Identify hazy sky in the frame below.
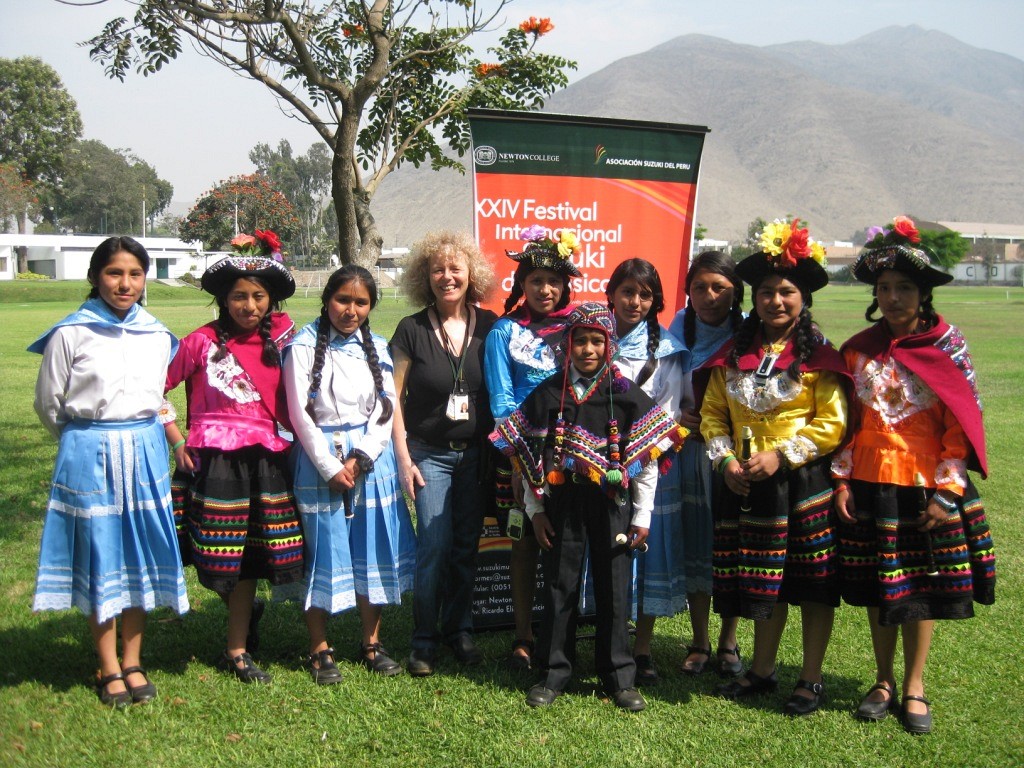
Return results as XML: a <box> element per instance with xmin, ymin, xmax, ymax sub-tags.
<box><xmin>4</xmin><ymin>0</ymin><xmax>1023</xmax><ymax>206</ymax></box>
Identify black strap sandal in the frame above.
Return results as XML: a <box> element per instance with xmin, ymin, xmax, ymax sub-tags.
<box><xmin>856</xmin><ymin>681</ymin><xmax>899</xmax><ymax>721</ymax></box>
<box><xmin>509</xmin><ymin>638</ymin><xmax>534</xmax><ymax>672</ymax></box>
<box><xmin>714</xmin><ymin>645</ymin><xmax>743</xmax><ymax>678</ymax></box>
<box><xmin>219</xmin><ymin>650</ymin><xmax>272</xmax><ymax>684</ymax></box>
<box><xmin>784</xmin><ymin>678</ymin><xmax>825</xmax><ymax>716</ymax></box>
<box><xmin>120</xmin><ymin>665</ymin><xmax>157</xmax><ymax>704</ymax></box>
<box><xmin>308</xmin><ymin>647</ymin><xmax>343</xmax><ymax>685</ymax></box>
<box><xmin>96</xmin><ymin>672</ymin><xmax>132</xmax><ymax>709</ymax></box>
<box><xmin>681</xmin><ymin>645</ymin><xmax>712</xmax><ymax>676</ymax></box>
<box><xmin>360</xmin><ymin>642</ymin><xmax>402</xmax><ymax>677</ymax></box>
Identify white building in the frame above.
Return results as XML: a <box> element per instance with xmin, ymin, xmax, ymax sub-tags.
<box><xmin>0</xmin><ymin>234</ymin><xmax>203</xmax><ymax>281</ymax></box>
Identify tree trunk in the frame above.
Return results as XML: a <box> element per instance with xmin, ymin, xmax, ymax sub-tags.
<box><xmin>16</xmin><ymin>209</ymin><xmax>28</xmax><ymax>273</ymax></box>
<box><xmin>353</xmin><ymin>190</ymin><xmax>382</xmax><ymax>269</ymax></box>
<box><xmin>331</xmin><ymin>125</ymin><xmax>360</xmax><ymax>267</ymax></box>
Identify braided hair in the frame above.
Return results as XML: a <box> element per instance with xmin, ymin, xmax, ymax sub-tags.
<box><xmin>731</xmin><ymin>276</ymin><xmax>821</xmax><ymax>382</ymax></box>
<box><xmin>605</xmin><ymin>258</ymin><xmax>665</xmax><ymax>387</ymax></box>
<box><xmin>681</xmin><ymin>251</ymin><xmax>745</xmax><ymax>349</ymax></box>
<box><xmin>502</xmin><ymin>262</ymin><xmax>572</xmax><ymax>316</ymax></box>
<box><xmin>212</xmin><ymin>275</ymin><xmax>282</xmax><ymax>367</ymax></box>
<box><xmin>306</xmin><ymin>265</ymin><xmax>393</xmax><ymax>425</ymax></box>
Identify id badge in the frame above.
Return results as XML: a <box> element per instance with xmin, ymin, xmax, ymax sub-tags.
<box><xmin>446</xmin><ymin>392</ymin><xmax>470</xmax><ymax>422</ymax></box>
<box><xmin>506</xmin><ymin>508</ymin><xmax>525</xmax><ymax>541</ymax></box>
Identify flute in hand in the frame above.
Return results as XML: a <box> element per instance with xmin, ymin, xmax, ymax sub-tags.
<box><xmin>740</xmin><ymin>426</ymin><xmax>753</xmax><ymax>512</ymax></box>
<box><xmin>914</xmin><ymin>472</ymin><xmax>939</xmax><ymax>577</ymax></box>
<box><xmin>333</xmin><ymin>432</ymin><xmax>355</xmax><ymax>519</ymax></box>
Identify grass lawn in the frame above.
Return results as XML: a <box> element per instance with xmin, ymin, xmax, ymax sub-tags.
<box><xmin>0</xmin><ymin>281</ymin><xmax>1022</xmax><ymax>767</ymax></box>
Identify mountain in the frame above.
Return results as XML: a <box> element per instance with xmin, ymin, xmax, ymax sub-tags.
<box><xmin>369</xmin><ymin>25</ymin><xmax>1024</xmax><ymax>244</ymax></box>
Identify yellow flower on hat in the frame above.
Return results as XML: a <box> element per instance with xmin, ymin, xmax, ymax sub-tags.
<box><xmin>810</xmin><ymin>240</ymin><xmax>827</xmax><ymax>265</ymax></box>
<box><xmin>759</xmin><ymin>220</ymin><xmax>790</xmax><ymax>257</ymax></box>
<box><xmin>557</xmin><ymin>229</ymin><xmax>580</xmax><ymax>258</ymax></box>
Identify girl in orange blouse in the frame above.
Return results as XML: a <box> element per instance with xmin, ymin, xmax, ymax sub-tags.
<box><xmin>833</xmin><ymin>216</ymin><xmax>995</xmax><ymax>734</ymax></box>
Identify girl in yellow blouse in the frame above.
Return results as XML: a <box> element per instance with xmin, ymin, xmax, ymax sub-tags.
<box><xmin>833</xmin><ymin>216</ymin><xmax>995</xmax><ymax>734</ymax></box>
<box><xmin>698</xmin><ymin>219</ymin><xmax>849</xmax><ymax>716</ymax></box>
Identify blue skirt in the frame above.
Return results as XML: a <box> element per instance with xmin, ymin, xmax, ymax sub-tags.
<box><xmin>33</xmin><ymin>418</ymin><xmax>190</xmax><ymax>624</ymax></box>
<box><xmin>637</xmin><ymin>457</ymin><xmax>688</xmax><ymax>617</ymax></box>
<box><xmin>679</xmin><ymin>439</ymin><xmax>715</xmax><ymax>594</ymax></box>
<box><xmin>292</xmin><ymin>424</ymin><xmax>415</xmax><ymax>613</ymax></box>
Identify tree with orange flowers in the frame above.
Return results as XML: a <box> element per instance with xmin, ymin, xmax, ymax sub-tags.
<box><xmin>84</xmin><ymin>1</ymin><xmax>575</xmax><ymax>267</ymax></box>
<box><xmin>179</xmin><ymin>174</ymin><xmax>299</xmax><ymax>253</ymax></box>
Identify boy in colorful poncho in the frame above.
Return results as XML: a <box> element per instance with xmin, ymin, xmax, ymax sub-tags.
<box><xmin>490</xmin><ymin>303</ymin><xmax>687</xmax><ymax>711</ymax></box>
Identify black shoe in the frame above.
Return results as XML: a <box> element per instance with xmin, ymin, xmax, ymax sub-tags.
<box><xmin>526</xmin><ymin>684</ymin><xmax>561</xmax><ymax>708</ymax></box>
<box><xmin>508</xmin><ymin>639</ymin><xmax>533</xmax><ymax>672</ymax></box>
<box><xmin>219</xmin><ymin>651</ymin><xmax>272</xmax><ymax>684</ymax></box>
<box><xmin>856</xmin><ymin>681</ymin><xmax>899</xmax><ymax>722</ymax></box>
<box><xmin>901</xmin><ymin>695</ymin><xmax>932</xmax><ymax>735</ymax></box>
<box><xmin>714</xmin><ymin>645</ymin><xmax>743</xmax><ymax>678</ymax></box>
<box><xmin>121</xmin><ymin>665</ymin><xmax>157</xmax><ymax>704</ymax></box>
<box><xmin>96</xmin><ymin>672</ymin><xmax>132</xmax><ymax>709</ymax></box>
<box><xmin>246</xmin><ymin>598</ymin><xmax>265</xmax><ymax>654</ymax></box>
<box><xmin>308</xmin><ymin>648</ymin><xmax>343</xmax><ymax>686</ymax></box>
<box><xmin>611</xmin><ymin>688</ymin><xmax>646</xmax><ymax>712</ymax></box>
<box><xmin>634</xmin><ymin>654</ymin><xmax>659</xmax><ymax>686</ymax></box>
<box><xmin>784</xmin><ymin>679</ymin><xmax>825</xmax><ymax>716</ymax></box>
<box><xmin>681</xmin><ymin>645</ymin><xmax>712</xmax><ymax>676</ymax></box>
<box><xmin>716</xmin><ymin>669</ymin><xmax>778</xmax><ymax>700</ymax></box>
<box><xmin>447</xmin><ymin>633</ymin><xmax>483</xmax><ymax>666</ymax></box>
<box><xmin>360</xmin><ymin>642</ymin><xmax>402</xmax><ymax>676</ymax></box>
<box><xmin>407</xmin><ymin>648</ymin><xmax>437</xmax><ymax>678</ymax></box>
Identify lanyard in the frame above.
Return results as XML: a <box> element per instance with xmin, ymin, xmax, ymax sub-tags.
<box><xmin>432</xmin><ymin>306</ymin><xmax>472</xmax><ymax>395</ymax></box>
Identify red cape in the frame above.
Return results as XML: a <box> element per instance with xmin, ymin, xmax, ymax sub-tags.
<box><xmin>842</xmin><ymin>317</ymin><xmax>987</xmax><ymax>478</ymax></box>
<box><xmin>192</xmin><ymin>312</ymin><xmax>296</xmax><ymax>432</ymax></box>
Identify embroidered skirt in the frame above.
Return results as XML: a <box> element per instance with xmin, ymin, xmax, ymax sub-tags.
<box><xmin>33</xmin><ymin>418</ymin><xmax>190</xmax><ymax>624</ymax></box>
<box><xmin>713</xmin><ymin>455</ymin><xmax>840</xmax><ymax>620</ymax></box>
<box><xmin>838</xmin><ymin>478</ymin><xmax>995</xmax><ymax>625</ymax></box>
<box><xmin>636</xmin><ymin>456</ymin><xmax>687</xmax><ymax>617</ymax></box>
<box><xmin>292</xmin><ymin>424</ymin><xmax>415</xmax><ymax>613</ymax></box>
<box><xmin>173</xmin><ymin>445</ymin><xmax>304</xmax><ymax>593</ymax></box>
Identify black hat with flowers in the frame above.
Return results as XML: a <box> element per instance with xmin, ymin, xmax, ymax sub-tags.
<box><xmin>202</xmin><ymin>230</ymin><xmax>295</xmax><ymax>301</ymax></box>
<box><xmin>736</xmin><ymin>218</ymin><xmax>829</xmax><ymax>293</ymax></box>
<box><xmin>853</xmin><ymin>216</ymin><xmax>952</xmax><ymax>288</ymax></box>
<box><xmin>506</xmin><ymin>224</ymin><xmax>583</xmax><ymax>277</ymax></box>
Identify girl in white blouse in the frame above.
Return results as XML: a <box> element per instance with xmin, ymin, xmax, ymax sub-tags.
<box><xmin>284</xmin><ymin>265</ymin><xmax>415</xmax><ymax>681</ymax></box>
<box><xmin>30</xmin><ymin>236</ymin><xmax>188</xmax><ymax>708</ymax></box>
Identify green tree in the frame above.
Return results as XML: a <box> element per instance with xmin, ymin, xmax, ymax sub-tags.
<box><xmin>974</xmin><ymin>234</ymin><xmax>999</xmax><ymax>284</ymax></box>
<box><xmin>54</xmin><ymin>140</ymin><xmax>173</xmax><ymax>235</ymax></box>
<box><xmin>0</xmin><ymin>57</ymin><xmax>82</xmax><ymax>270</ymax></box>
<box><xmin>179</xmin><ymin>174</ymin><xmax>299</xmax><ymax>251</ymax></box>
<box><xmin>917</xmin><ymin>228</ymin><xmax>969</xmax><ymax>269</ymax></box>
<box><xmin>85</xmin><ymin>2</ymin><xmax>575</xmax><ymax>267</ymax></box>
<box><xmin>250</xmin><ymin>139</ymin><xmax>332</xmax><ymax>264</ymax></box>
<box><xmin>0</xmin><ymin>163</ymin><xmax>38</xmax><ymax>234</ymax></box>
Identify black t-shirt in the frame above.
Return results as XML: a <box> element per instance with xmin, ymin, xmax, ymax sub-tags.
<box><xmin>390</xmin><ymin>305</ymin><xmax>497</xmax><ymax>445</ymax></box>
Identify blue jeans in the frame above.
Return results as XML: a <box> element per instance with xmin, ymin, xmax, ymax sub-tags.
<box><xmin>409</xmin><ymin>439</ymin><xmax>484</xmax><ymax>650</ymax></box>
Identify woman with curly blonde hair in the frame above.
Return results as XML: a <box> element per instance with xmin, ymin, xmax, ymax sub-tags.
<box><xmin>391</xmin><ymin>230</ymin><xmax>498</xmax><ymax>676</ymax></box>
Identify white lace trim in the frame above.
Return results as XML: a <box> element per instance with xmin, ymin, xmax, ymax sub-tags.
<box><xmin>935</xmin><ymin>458</ymin><xmax>967</xmax><ymax>491</ymax></box>
<box><xmin>780</xmin><ymin>434</ymin><xmax>818</xmax><ymax>467</ymax></box>
<box><xmin>855</xmin><ymin>355</ymin><xmax>936</xmax><ymax>427</ymax></box>
<box><xmin>706</xmin><ymin>435</ymin><xmax>735</xmax><ymax>462</ymax></box>
<box><xmin>508</xmin><ymin>326</ymin><xmax>557</xmax><ymax>371</ymax></box>
<box><xmin>726</xmin><ymin>369</ymin><xmax>802</xmax><ymax>414</ymax></box>
<box><xmin>157</xmin><ymin>398</ymin><xmax>177</xmax><ymax>425</ymax></box>
<box><xmin>206</xmin><ymin>346</ymin><xmax>261</xmax><ymax>404</ymax></box>
<box><xmin>830</xmin><ymin>447</ymin><xmax>853</xmax><ymax>478</ymax></box>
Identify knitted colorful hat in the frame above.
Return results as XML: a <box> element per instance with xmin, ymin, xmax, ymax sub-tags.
<box><xmin>506</xmin><ymin>223</ymin><xmax>583</xmax><ymax>277</ymax></box>
<box><xmin>200</xmin><ymin>255</ymin><xmax>296</xmax><ymax>301</ymax></box>
<box><xmin>853</xmin><ymin>215</ymin><xmax>952</xmax><ymax>288</ymax></box>
<box><xmin>736</xmin><ymin>218</ymin><xmax>829</xmax><ymax>293</ymax></box>
<box><xmin>564</xmin><ymin>301</ymin><xmax>619</xmax><ymax>358</ymax></box>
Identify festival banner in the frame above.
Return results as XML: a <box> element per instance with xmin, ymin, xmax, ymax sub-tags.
<box><xmin>467</xmin><ymin>109</ymin><xmax>709</xmax><ymax>629</ymax></box>
<box><xmin>468</xmin><ymin>108</ymin><xmax>709</xmax><ymax>318</ymax></box>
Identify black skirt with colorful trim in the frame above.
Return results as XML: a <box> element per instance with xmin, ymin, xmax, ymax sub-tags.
<box><xmin>837</xmin><ymin>478</ymin><xmax>995</xmax><ymax>625</ymax></box>
<box><xmin>712</xmin><ymin>455</ymin><xmax>840</xmax><ymax>621</ymax></box>
<box><xmin>171</xmin><ymin>445</ymin><xmax>304</xmax><ymax>594</ymax></box>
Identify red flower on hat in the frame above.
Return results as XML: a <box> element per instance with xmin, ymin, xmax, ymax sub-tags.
<box><xmin>255</xmin><ymin>229</ymin><xmax>281</xmax><ymax>253</ymax></box>
<box><xmin>891</xmin><ymin>215</ymin><xmax>921</xmax><ymax>243</ymax></box>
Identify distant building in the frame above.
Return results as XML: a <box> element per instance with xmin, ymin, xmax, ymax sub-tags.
<box><xmin>0</xmin><ymin>234</ymin><xmax>203</xmax><ymax>281</ymax></box>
